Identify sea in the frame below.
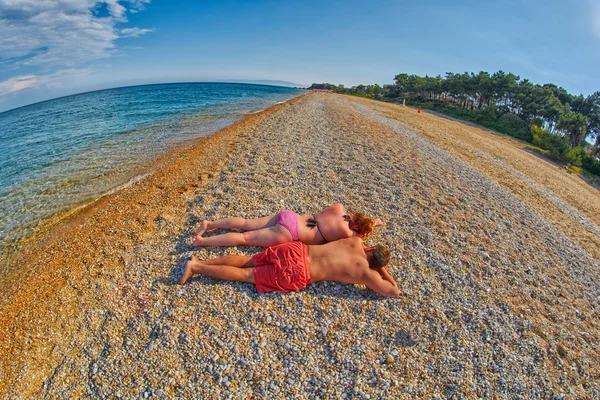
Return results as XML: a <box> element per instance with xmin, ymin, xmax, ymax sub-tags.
<box><xmin>0</xmin><ymin>82</ymin><xmax>302</xmax><ymax>257</ymax></box>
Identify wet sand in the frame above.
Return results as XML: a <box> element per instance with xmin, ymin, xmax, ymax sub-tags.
<box><xmin>0</xmin><ymin>93</ymin><xmax>598</xmax><ymax>398</ymax></box>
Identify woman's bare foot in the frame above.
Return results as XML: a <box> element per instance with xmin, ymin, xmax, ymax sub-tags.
<box><xmin>179</xmin><ymin>255</ymin><xmax>203</xmax><ymax>284</ymax></box>
<box><xmin>194</xmin><ymin>220</ymin><xmax>210</xmax><ymax>240</ymax></box>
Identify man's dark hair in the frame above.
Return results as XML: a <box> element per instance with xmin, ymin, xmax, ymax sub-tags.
<box><xmin>367</xmin><ymin>245</ymin><xmax>391</xmax><ymax>269</ymax></box>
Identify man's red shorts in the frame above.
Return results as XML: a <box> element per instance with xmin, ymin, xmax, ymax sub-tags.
<box><xmin>252</xmin><ymin>242</ymin><xmax>310</xmax><ymax>292</ymax></box>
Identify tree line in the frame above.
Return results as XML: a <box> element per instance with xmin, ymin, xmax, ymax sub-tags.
<box><xmin>308</xmin><ymin>72</ymin><xmax>600</xmax><ymax>176</ymax></box>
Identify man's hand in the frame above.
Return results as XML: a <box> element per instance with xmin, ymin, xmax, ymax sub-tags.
<box><xmin>373</xmin><ymin>266</ymin><xmax>386</xmax><ymax>275</ymax></box>
<box><xmin>362</xmin><ymin>267</ymin><xmax>399</xmax><ymax>297</ymax></box>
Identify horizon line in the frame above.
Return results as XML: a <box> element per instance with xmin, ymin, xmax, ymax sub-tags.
<box><xmin>0</xmin><ymin>80</ymin><xmax>307</xmax><ymax>115</ymax></box>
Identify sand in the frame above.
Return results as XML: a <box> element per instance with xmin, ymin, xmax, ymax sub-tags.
<box><xmin>0</xmin><ymin>93</ymin><xmax>598</xmax><ymax>398</ymax></box>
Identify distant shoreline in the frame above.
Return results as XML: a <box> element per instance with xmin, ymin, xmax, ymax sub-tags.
<box><xmin>0</xmin><ymin>81</ymin><xmax>306</xmax><ymax>115</ymax></box>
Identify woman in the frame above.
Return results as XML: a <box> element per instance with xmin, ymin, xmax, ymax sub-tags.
<box><xmin>193</xmin><ymin>203</ymin><xmax>383</xmax><ymax>247</ymax></box>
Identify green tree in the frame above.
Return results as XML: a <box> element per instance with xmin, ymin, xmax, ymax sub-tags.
<box><xmin>443</xmin><ymin>72</ymin><xmax>462</xmax><ymax>107</ymax></box>
<box><xmin>543</xmin><ymin>84</ymin><xmax>572</xmax><ymax>107</ymax></box>
<box><xmin>474</xmin><ymin>71</ymin><xmax>493</xmax><ymax>109</ymax></box>
<box><xmin>514</xmin><ymin>82</ymin><xmax>562</xmax><ymax>129</ymax></box>
<box><xmin>381</xmin><ymin>83</ymin><xmax>400</xmax><ymax>100</ymax></box>
<box><xmin>491</xmin><ymin>70</ymin><xmax>519</xmax><ymax>110</ymax></box>
<box><xmin>393</xmin><ymin>73</ymin><xmax>411</xmax><ymax>96</ymax></box>
<box><xmin>581</xmin><ymin>91</ymin><xmax>600</xmax><ymax>142</ymax></box>
<box><xmin>557</xmin><ymin>112</ymin><xmax>589</xmax><ymax>148</ymax></box>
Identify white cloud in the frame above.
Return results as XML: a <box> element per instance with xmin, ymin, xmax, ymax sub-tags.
<box><xmin>0</xmin><ymin>68</ymin><xmax>94</xmax><ymax>96</ymax></box>
<box><xmin>120</xmin><ymin>27</ymin><xmax>154</xmax><ymax>38</ymax></box>
<box><xmin>128</xmin><ymin>0</ymin><xmax>151</xmax><ymax>13</ymax></box>
<box><xmin>0</xmin><ymin>75</ymin><xmax>38</xmax><ymax>95</ymax></box>
<box><xmin>105</xmin><ymin>0</ymin><xmax>127</xmax><ymax>21</ymax></box>
<box><xmin>0</xmin><ymin>0</ymin><xmax>153</xmax><ymax>67</ymax></box>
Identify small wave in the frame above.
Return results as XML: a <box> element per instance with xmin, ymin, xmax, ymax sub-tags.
<box><xmin>105</xmin><ymin>173</ymin><xmax>150</xmax><ymax>196</ymax></box>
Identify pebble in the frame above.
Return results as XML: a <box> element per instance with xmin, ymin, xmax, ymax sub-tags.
<box><xmin>13</xmin><ymin>93</ymin><xmax>599</xmax><ymax>399</ymax></box>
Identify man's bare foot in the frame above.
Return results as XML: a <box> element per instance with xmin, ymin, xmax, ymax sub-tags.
<box><xmin>179</xmin><ymin>255</ymin><xmax>202</xmax><ymax>284</ymax></box>
<box><xmin>192</xmin><ymin>235</ymin><xmax>205</xmax><ymax>247</ymax></box>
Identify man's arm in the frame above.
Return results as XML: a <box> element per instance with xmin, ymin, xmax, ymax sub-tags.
<box><xmin>377</xmin><ymin>266</ymin><xmax>398</xmax><ymax>290</ymax></box>
<box><xmin>361</xmin><ymin>268</ymin><xmax>400</xmax><ymax>298</ymax></box>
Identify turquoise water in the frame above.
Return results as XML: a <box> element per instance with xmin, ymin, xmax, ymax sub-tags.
<box><xmin>0</xmin><ymin>82</ymin><xmax>302</xmax><ymax>252</ymax></box>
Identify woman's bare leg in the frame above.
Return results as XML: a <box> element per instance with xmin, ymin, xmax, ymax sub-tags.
<box><xmin>179</xmin><ymin>255</ymin><xmax>254</xmax><ymax>284</ymax></box>
<box><xmin>193</xmin><ymin>225</ymin><xmax>292</xmax><ymax>247</ymax></box>
<box><xmin>194</xmin><ymin>214</ymin><xmax>278</xmax><ymax>239</ymax></box>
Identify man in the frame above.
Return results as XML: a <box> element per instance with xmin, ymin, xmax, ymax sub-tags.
<box><xmin>180</xmin><ymin>237</ymin><xmax>399</xmax><ymax>297</ymax></box>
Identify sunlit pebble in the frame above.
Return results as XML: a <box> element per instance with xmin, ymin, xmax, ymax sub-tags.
<box><xmin>29</xmin><ymin>94</ymin><xmax>597</xmax><ymax>399</ymax></box>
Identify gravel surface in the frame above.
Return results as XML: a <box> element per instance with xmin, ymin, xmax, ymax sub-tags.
<box><xmin>1</xmin><ymin>93</ymin><xmax>598</xmax><ymax>398</ymax></box>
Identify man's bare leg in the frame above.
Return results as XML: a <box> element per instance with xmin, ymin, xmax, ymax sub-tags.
<box><xmin>194</xmin><ymin>214</ymin><xmax>277</xmax><ymax>239</ymax></box>
<box><xmin>201</xmin><ymin>254</ymin><xmax>253</xmax><ymax>267</ymax></box>
<box><xmin>179</xmin><ymin>255</ymin><xmax>253</xmax><ymax>284</ymax></box>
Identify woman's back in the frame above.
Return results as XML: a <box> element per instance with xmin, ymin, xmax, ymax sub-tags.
<box><xmin>298</xmin><ymin>203</ymin><xmax>355</xmax><ymax>244</ymax></box>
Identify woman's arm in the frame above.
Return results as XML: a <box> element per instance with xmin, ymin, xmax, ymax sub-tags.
<box><xmin>329</xmin><ymin>203</ymin><xmax>345</xmax><ymax>214</ymax></box>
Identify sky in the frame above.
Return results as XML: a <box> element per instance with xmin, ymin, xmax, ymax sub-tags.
<box><xmin>1</xmin><ymin>0</ymin><xmax>599</xmax><ymax>112</ymax></box>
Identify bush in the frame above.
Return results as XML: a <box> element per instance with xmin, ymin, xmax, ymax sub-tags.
<box><xmin>497</xmin><ymin>113</ymin><xmax>531</xmax><ymax>141</ymax></box>
<box><xmin>582</xmin><ymin>152</ymin><xmax>600</xmax><ymax>176</ymax></box>
<box><xmin>531</xmin><ymin>125</ymin><xmax>571</xmax><ymax>162</ymax></box>
<box><xmin>564</xmin><ymin>146</ymin><xmax>585</xmax><ymax>167</ymax></box>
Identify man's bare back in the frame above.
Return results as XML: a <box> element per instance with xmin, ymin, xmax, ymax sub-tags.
<box><xmin>308</xmin><ymin>238</ymin><xmax>399</xmax><ymax>297</ymax></box>
<box><xmin>307</xmin><ymin>237</ymin><xmax>369</xmax><ymax>282</ymax></box>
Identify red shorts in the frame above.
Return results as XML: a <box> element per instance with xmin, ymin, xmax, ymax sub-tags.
<box><xmin>252</xmin><ymin>242</ymin><xmax>310</xmax><ymax>293</ymax></box>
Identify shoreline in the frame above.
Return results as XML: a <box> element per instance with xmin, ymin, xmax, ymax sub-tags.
<box><xmin>0</xmin><ymin>95</ymin><xmax>302</xmax><ymax>272</ymax></box>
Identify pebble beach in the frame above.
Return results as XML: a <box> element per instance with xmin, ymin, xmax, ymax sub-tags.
<box><xmin>1</xmin><ymin>93</ymin><xmax>599</xmax><ymax>398</ymax></box>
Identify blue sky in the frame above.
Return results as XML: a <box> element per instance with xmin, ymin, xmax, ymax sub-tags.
<box><xmin>1</xmin><ymin>0</ymin><xmax>599</xmax><ymax>112</ymax></box>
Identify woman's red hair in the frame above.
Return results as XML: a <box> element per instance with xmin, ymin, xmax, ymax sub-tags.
<box><xmin>352</xmin><ymin>213</ymin><xmax>375</xmax><ymax>240</ymax></box>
